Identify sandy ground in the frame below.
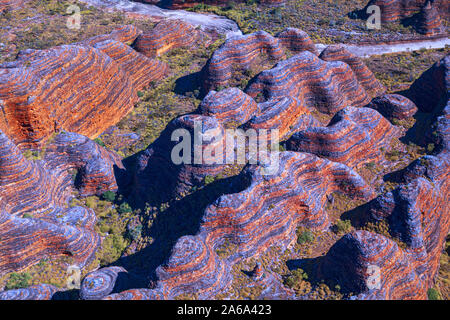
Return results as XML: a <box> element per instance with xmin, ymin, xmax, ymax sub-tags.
<box><xmin>316</xmin><ymin>38</ymin><xmax>450</xmax><ymax>57</ymax></box>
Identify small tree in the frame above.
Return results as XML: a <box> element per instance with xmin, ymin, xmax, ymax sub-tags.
<box><xmin>297</xmin><ymin>230</ymin><xmax>315</xmax><ymax>244</ymax></box>
<box><xmin>427</xmin><ymin>288</ymin><xmax>441</xmax><ymax>300</ymax></box>
<box><xmin>5</xmin><ymin>272</ymin><xmax>31</xmax><ymax>290</ymax></box>
<box><xmin>102</xmin><ymin>191</ymin><xmax>116</xmax><ymax>202</ymax></box>
<box><xmin>118</xmin><ymin>202</ymin><xmax>132</xmax><ymax>214</ymax></box>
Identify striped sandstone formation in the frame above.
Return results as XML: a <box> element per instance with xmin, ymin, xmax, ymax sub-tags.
<box><xmin>43</xmin><ymin>132</ymin><xmax>124</xmax><ymax>197</ymax></box>
<box><xmin>367</xmin><ymin>94</ymin><xmax>418</xmax><ymax>120</ymax></box>
<box><xmin>0</xmin><ymin>130</ymin><xmax>100</xmax><ymax>274</ymax></box>
<box><xmin>0</xmin><ymin>130</ymin><xmax>70</xmax><ymax>216</ymax></box>
<box><xmin>0</xmin><ymin>0</ymin><xmax>25</xmax><ymax>12</ymax></box>
<box><xmin>319</xmin><ymin>62</ymin><xmax>449</xmax><ymax>299</ymax></box>
<box><xmin>0</xmin><ymin>208</ymin><xmax>99</xmax><ymax>275</ymax></box>
<box><xmin>330</xmin><ymin>151</ymin><xmax>450</xmax><ymax>299</ymax></box>
<box><xmin>198</xmin><ymin>88</ymin><xmax>259</xmax><ymax>126</ymax></box>
<box><xmin>79</xmin><ymin>25</ymin><xmax>142</xmax><ymax>47</ymax></box>
<box><xmin>80</xmin><ymin>266</ymin><xmax>144</xmax><ymax>300</ymax></box>
<box><xmin>134</xmin><ymin>20</ymin><xmax>199</xmax><ymax>58</ymax></box>
<box><xmin>203</xmin><ymin>29</ymin><xmax>321</xmax><ymax>93</ymax></box>
<box><xmin>319</xmin><ymin>45</ymin><xmax>385</xmax><ymax>99</ymax></box>
<box><xmin>416</xmin><ymin>1</ymin><xmax>444</xmax><ymax>35</ymax></box>
<box><xmin>275</xmin><ymin>28</ymin><xmax>319</xmax><ymax>55</ymax></box>
<box><xmin>243</xmin><ymin>96</ymin><xmax>321</xmax><ymax>141</ymax></box>
<box><xmin>0</xmin><ymin>284</ymin><xmax>59</xmax><ymax>300</ymax></box>
<box><xmin>0</xmin><ymin>26</ymin><xmax>166</xmax><ymax>147</ymax></box>
<box><xmin>91</xmin><ymin>40</ymin><xmax>168</xmax><ymax>90</ymax></box>
<box><xmin>246</xmin><ymin>51</ymin><xmax>372</xmax><ymax>114</ymax></box>
<box><xmin>131</xmin><ymin>114</ymin><xmax>228</xmax><ymax>202</ymax></box>
<box><xmin>132</xmin><ymin>87</ymin><xmax>322</xmax><ymax>203</ymax></box>
<box><xmin>319</xmin><ymin>230</ymin><xmax>427</xmax><ymax>299</ymax></box>
<box><xmin>364</xmin><ymin>0</ymin><xmax>438</xmax><ymax>22</ymax></box>
<box><xmin>85</xmin><ymin>152</ymin><xmax>373</xmax><ymax>299</ymax></box>
<box><xmin>286</xmin><ymin>107</ymin><xmax>399</xmax><ymax>169</ymax></box>
<box><xmin>362</xmin><ymin>0</ymin><xmax>448</xmax><ymax>34</ymax></box>
<box><xmin>203</xmin><ymin>31</ymin><xmax>286</xmax><ymax>92</ymax></box>
<box><xmin>0</xmin><ymin>45</ymin><xmax>135</xmax><ymax>147</ymax></box>
<box><xmin>200</xmin><ymin>151</ymin><xmax>375</xmax><ymax>249</ymax></box>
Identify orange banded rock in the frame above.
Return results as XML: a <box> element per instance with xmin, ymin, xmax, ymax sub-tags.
<box><xmin>286</xmin><ymin>107</ymin><xmax>399</xmax><ymax>169</ymax></box>
<box><xmin>246</xmin><ymin>51</ymin><xmax>372</xmax><ymax>114</ymax></box>
<box><xmin>134</xmin><ymin>19</ymin><xmax>199</xmax><ymax>58</ymax></box>
<box><xmin>319</xmin><ymin>45</ymin><xmax>385</xmax><ymax>99</ymax></box>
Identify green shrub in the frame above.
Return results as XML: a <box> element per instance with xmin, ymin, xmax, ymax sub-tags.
<box><xmin>5</xmin><ymin>272</ymin><xmax>31</xmax><ymax>290</ymax></box>
<box><xmin>297</xmin><ymin>230</ymin><xmax>315</xmax><ymax>244</ymax></box>
<box><xmin>284</xmin><ymin>269</ymin><xmax>308</xmax><ymax>288</ymax></box>
<box><xmin>334</xmin><ymin>219</ymin><xmax>352</xmax><ymax>234</ymax></box>
<box><xmin>204</xmin><ymin>175</ymin><xmax>215</xmax><ymax>185</ymax></box>
<box><xmin>427</xmin><ymin>288</ymin><xmax>441</xmax><ymax>300</ymax></box>
<box><xmin>98</xmin><ymin>234</ymin><xmax>129</xmax><ymax>266</ymax></box>
<box><xmin>118</xmin><ymin>202</ymin><xmax>132</xmax><ymax>214</ymax></box>
<box><xmin>93</xmin><ymin>138</ymin><xmax>105</xmax><ymax>147</ymax></box>
<box><xmin>102</xmin><ymin>191</ymin><xmax>116</xmax><ymax>202</ymax></box>
<box><xmin>127</xmin><ymin>224</ymin><xmax>143</xmax><ymax>241</ymax></box>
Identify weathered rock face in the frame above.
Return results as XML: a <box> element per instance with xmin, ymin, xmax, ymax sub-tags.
<box><xmin>43</xmin><ymin>132</ymin><xmax>124</xmax><ymax>197</ymax></box>
<box><xmin>204</xmin><ymin>31</ymin><xmax>286</xmax><ymax>92</ymax></box>
<box><xmin>365</xmin><ymin>0</ymin><xmax>447</xmax><ymax>21</ymax></box>
<box><xmin>407</xmin><ymin>55</ymin><xmax>449</xmax><ymax>113</ymax></box>
<box><xmin>319</xmin><ymin>45</ymin><xmax>385</xmax><ymax>99</ymax></box>
<box><xmin>0</xmin><ymin>27</ymin><xmax>167</xmax><ymax>147</ymax></box>
<box><xmin>0</xmin><ymin>45</ymin><xmax>134</xmax><ymax>147</ymax></box>
<box><xmin>318</xmin><ymin>62</ymin><xmax>450</xmax><ymax>299</ymax></box>
<box><xmin>320</xmin><ymin>230</ymin><xmax>427</xmax><ymax>299</ymax></box>
<box><xmin>0</xmin><ymin>130</ymin><xmax>100</xmax><ymax>275</ymax></box>
<box><xmin>83</xmin><ymin>151</ymin><xmax>373</xmax><ymax>300</ymax></box>
<box><xmin>275</xmin><ymin>28</ymin><xmax>319</xmax><ymax>55</ymax></box>
<box><xmin>0</xmin><ymin>284</ymin><xmax>59</xmax><ymax>300</ymax></box>
<box><xmin>0</xmin><ymin>208</ymin><xmax>99</xmax><ymax>275</ymax></box>
<box><xmin>286</xmin><ymin>107</ymin><xmax>399</xmax><ymax>169</ymax></box>
<box><xmin>200</xmin><ymin>151</ymin><xmax>375</xmax><ymax>248</ymax></box>
<box><xmin>132</xmin><ymin>114</ymin><xmax>228</xmax><ymax>202</ymax></box>
<box><xmin>79</xmin><ymin>25</ymin><xmax>142</xmax><ymax>47</ymax></box>
<box><xmin>243</xmin><ymin>96</ymin><xmax>321</xmax><ymax>141</ymax></box>
<box><xmin>92</xmin><ymin>39</ymin><xmax>168</xmax><ymax>90</ymax></box>
<box><xmin>203</xmin><ymin>29</ymin><xmax>319</xmax><ymax>93</ymax></box>
<box><xmin>134</xmin><ymin>19</ymin><xmax>199</xmax><ymax>58</ymax></box>
<box><xmin>416</xmin><ymin>1</ymin><xmax>444</xmax><ymax>35</ymax></box>
<box><xmin>82</xmin><ymin>50</ymin><xmax>449</xmax><ymax>300</ymax></box>
<box><xmin>367</xmin><ymin>94</ymin><xmax>418</xmax><ymax>120</ymax></box>
<box><xmin>80</xmin><ymin>266</ymin><xmax>144</xmax><ymax>300</ymax></box>
<box><xmin>198</xmin><ymin>88</ymin><xmax>259</xmax><ymax>126</ymax></box>
<box><xmin>0</xmin><ymin>0</ymin><xmax>24</xmax><ymax>12</ymax></box>
<box><xmin>333</xmin><ymin>151</ymin><xmax>449</xmax><ymax>299</ymax></box>
<box><xmin>0</xmin><ymin>130</ymin><xmax>69</xmax><ymax>216</ymax></box>
<box><xmin>246</xmin><ymin>51</ymin><xmax>372</xmax><ymax>114</ymax></box>
<box><xmin>131</xmin><ymin>87</ymin><xmax>322</xmax><ymax>203</ymax></box>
